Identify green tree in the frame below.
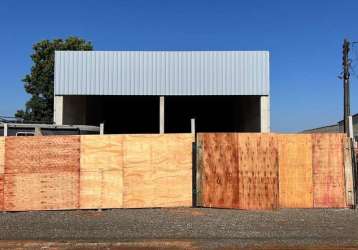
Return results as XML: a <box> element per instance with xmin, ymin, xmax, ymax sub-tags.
<box><xmin>15</xmin><ymin>37</ymin><xmax>93</xmax><ymax>123</ymax></box>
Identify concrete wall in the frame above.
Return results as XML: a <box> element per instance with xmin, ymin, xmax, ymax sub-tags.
<box><xmin>54</xmin><ymin>96</ymin><xmax>87</xmax><ymax>125</ymax></box>
<box><xmin>54</xmin><ymin>96</ymin><xmax>63</xmax><ymax>125</ymax></box>
<box><xmin>260</xmin><ymin>96</ymin><xmax>270</xmax><ymax>132</ymax></box>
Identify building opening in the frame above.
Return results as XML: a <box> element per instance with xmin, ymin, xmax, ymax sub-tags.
<box><xmin>60</xmin><ymin>95</ymin><xmax>261</xmax><ymax>134</ymax></box>
<box><xmin>165</xmin><ymin>96</ymin><xmax>261</xmax><ymax>133</ymax></box>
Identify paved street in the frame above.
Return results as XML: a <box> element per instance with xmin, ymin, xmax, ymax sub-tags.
<box><xmin>1</xmin><ymin>208</ymin><xmax>358</xmax><ymax>249</ymax></box>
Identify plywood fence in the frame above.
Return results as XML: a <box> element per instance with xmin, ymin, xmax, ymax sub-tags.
<box><xmin>0</xmin><ymin>134</ymin><xmax>193</xmax><ymax>211</ymax></box>
<box><xmin>197</xmin><ymin>133</ymin><xmax>353</xmax><ymax>210</ymax></box>
<box><xmin>0</xmin><ymin>133</ymin><xmax>354</xmax><ymax>211</ymax></box>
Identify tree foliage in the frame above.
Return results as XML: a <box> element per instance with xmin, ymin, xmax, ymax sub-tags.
<box><xmin>15</xmin><ymin>37</ymin><xmax>93</xmax><ymax>123</ymax></box>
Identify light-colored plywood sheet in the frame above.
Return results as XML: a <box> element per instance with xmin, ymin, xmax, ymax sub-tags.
<box><xmin>238</xmin><ymin>133</ymin><xmax>279</xmax><ymax>210</ymax></box>
<box><xmin>312</xmin><ymin>134</ymin><xmax>346</xmax><ymax>208</ymax></box>
<box><xmin>102</xmin><ymin>170</ymin><xmax>123</xmax><ymax>208</ymax></box>
<box><xmin>4</xmin><ymin>172</ymin><xmax>79</xmax><ymax>211</ymax></box>
<box><xmin>151</xmin><ymin>135</ymin><xmax>192</xmax><ymax>207</ymax></box>
<box><xmin>0</xmin><ymin>137</ymin><xmax>4</xmax><ymax>174</ymax></box>
<box><xmin>123</xmin><ymin>134</ymin><xmax>192</xmax><ymax>208</ymax></box>
<box><xmin>79</xmin><ymin>171</ymin><xmax>102</xmax><ymax>209</ymax></box>
<box><xmin>5</xmin><ymin>136</ymin><xmax>80</xmax><ymax>174</ymax></box>
<box><xmin>200</xmin><ymin>133</ymin><xmax>239</xmax><ymax>208</ymax></box>
<box><xmin>80</xmin><ymin>135</ymin><xmax>123</xmax><ymax>171</ymax></box>
<box><xmin>278</xmin><ymin>134</ymin><xmax>313</xmax><ymax>208</ymax></box>
<box><xmin>80</xmin><ymin>170</ymin><xmax>123</xmax><ymax>209</ymax></box>
<box><xmin>123</xmin><ymin>135</ymin><xmax>153</xmax><ymax>208</ymax></box>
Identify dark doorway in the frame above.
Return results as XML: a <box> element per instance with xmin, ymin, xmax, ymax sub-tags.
<box><xmin>165</xmin><ymin>96</ymin><xmax>260</xmax><ymax>133</ymax></box>
<box><xmin>73</xmin><ymin>95</ymin><xmax>260</xmax><ymax>134</ymax></box>
<box><xmin>85</xmin><ymin>96</ymin><xmax>159</xmax><ymax>134</ymax></box>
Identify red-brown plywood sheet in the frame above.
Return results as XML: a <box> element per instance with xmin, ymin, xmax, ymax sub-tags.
<box><xmin>0</xmin><ymin>137</ymin><xmax>4</xmax><ymax>174</ymax></box>
<box><xmin>278</xmin><ymin>134</ymin><xmax>313</xmax><ymax>208</ymax></box>
<box><xmin>0</xmin><ymin>174</ymin><xmax>3</xmax><ymax>211</ymax></box>
<box><xmin>200</xmin><ymin>133</ymin><xmax>239</xmax><ymax>208</ymax></box>
<box><xmin>5</xmin><ymin>136</ymin><xmax>80</xmax><ymax>174</ymax></box>
<box><xmin>312</xmin><ymin>133</ymin><xmax>346</xmax><ymax>208</ymax></box>
<box><xmin>4</xmin><ymin>172</ymin><xmax>79</xmax><ymax>211</ymax></box>
<box><xmin>238</xmin><ymin>134</ymin><xmax>279</xmax><ymax>210</ymax></box>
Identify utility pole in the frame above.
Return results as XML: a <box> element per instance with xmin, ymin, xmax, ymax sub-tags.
<box><xmin>343</xmin><ymin>39</ymin><xmax>351</xmax><ymax>134</ymax></box>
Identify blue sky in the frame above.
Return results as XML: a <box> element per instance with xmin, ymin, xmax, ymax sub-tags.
<box><xmin>0</xmin><ymin>0</ymin><xmax>357</xmax><ymax>132</ymax></box>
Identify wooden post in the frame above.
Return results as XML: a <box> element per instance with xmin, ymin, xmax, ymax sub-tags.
<box><xmin>344</xmin><ymin>137</ymin><xmax>355</xmax><ymax>207</ymax></box>
<box><xmin>195</xmin><ymin>134</ymin><xmax>203</xmax><ymax>207</ymax></box>
<box><xmin>159</xmin><ymin>96</ymin><xmax>165</xmax><ymax>134</ymax></box>
<box><xmin>3</xmin><ymin>123</ymin><xmax>7</xmax><ymax>136</ymax></box>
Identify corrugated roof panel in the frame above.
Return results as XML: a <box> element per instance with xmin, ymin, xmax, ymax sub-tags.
<box><xmin>54</xmin><ymin>51</ymin><xmax>269</xmax><ymax>96</ymax></box>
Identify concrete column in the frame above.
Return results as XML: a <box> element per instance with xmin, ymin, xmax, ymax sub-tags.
<box><xmin>34</xmin><ymin>126</ymin><xmax>42</xmax><ymax>136</ymax></box>
<box><xmin>159</xmin><ymin>96</ymin><xmax>165</xmax><ymax>134</ymax></box>
<box><xmin>100</xmin><ymin>123</ymin><xmax>104</xmax><ymax>135</ymax></box>
<box><xmin>53</xmin><ymin>96</ymin><xmax>63</xmax><ymax>125</ymax></box>
<box><xmin>260</xmin><ymin>96</ymin><xmax>270</xmax><ymax>132</ymax></box>
<box><xmin>3</xmin><ymin>123</ymin><xmax>8</xmax><ymax>136</ymax></box>
<box><xmin>191</xmin><ymin>118</ymin><xmax>196</xmax><ymax>142</ymax></box>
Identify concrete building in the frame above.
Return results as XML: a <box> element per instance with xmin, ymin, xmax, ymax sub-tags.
<box><xmin>54</xmin><ymin>51</ymin><xmax>270</xmax><ymax>134</ymax></box>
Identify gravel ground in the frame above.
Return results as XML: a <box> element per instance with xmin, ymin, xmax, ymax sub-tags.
<box><xmin>0</xmin><ymin>208</ymin><xmax>358</xmax><ymax>249</ymax></box>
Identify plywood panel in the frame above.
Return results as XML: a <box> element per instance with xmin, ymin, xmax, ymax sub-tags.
<box><xmin>5</xmin><ymin>136</ymin><xmax>80</xmax><ymax>174</ymax></box>
<box><xmin>312</xmin><ymin>134</ymin><xmax>346</xmax><ymax>208</ymax></box>
<box><xmin>0</xmin><ymin>174</ymin><xmax>4</xmax><ymax>211</ymax></box>
<box><xmin>344</xmin><ymin>137</ymin><xmax>354</xmax><ymax>207</ymax></box>
<box><xmin>278</xmin><ymin>134</ymin><xmax>313</xmax><ymax>208</ymax></box>
<box><xmin>0</xmin><ymin>137</ymin><xmax>4</xmax><ymax>174</ymax></box>
<box><xmin>80</xmin><ymin>170</ymin><xmax>123</xmax><ymax>209</ymax></box>
<box><xmin>102</xmin><ymin>170</ymin><xmax>123</xmax><ymax>208</ymax></box>
<box><xmin>238</xmin><ymin>134</ymin><xmax>279</xmax><ymax>210</ymax></box>
<box><xmin>123</xmin><ymin>134</ymin><xmax>192</xmax><ymax>208</ymax></box>
<box><xmin>80</xmin><ymin>135</ymin><xmax>123</xmax><ymax>171</ymax></box>
<box><xmin>4</xmin><ymin>172</ymin><xmax>79</xmax><ymax>211</ymax></box>
<box><xmin>200</xmin><ymin>133</ymin><xmax>239</xmax><ymax>208</ymax></box>
<box><xmin>79</xmin><ymin>171</ymin><xmax>102</xmax><ymax>209</ymax></box>
<box><xmin>152</xmin><ymin>135</ymin><xmax>192</xmax><ymax>207</ymax></box>
<box><xmin>123</xmin><ymin>135</ymin><xmax>153</xmax><ymax>208</ymax></box>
